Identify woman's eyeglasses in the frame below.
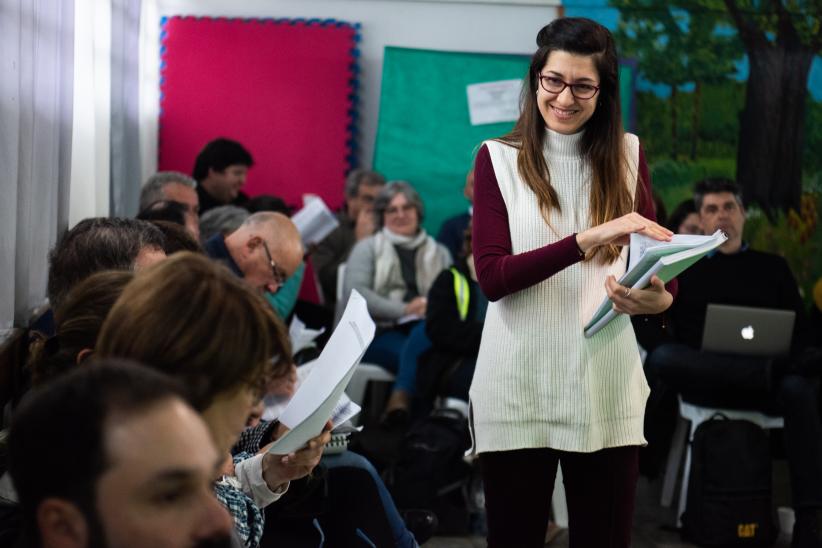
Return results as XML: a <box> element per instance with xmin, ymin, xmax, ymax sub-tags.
<box><xmin>538</xmin><ymin>75</ymin><xmax>600</xmax><ymax>100</ymax></box>
<box><xmin>384</xmin><ymin>204</ymin><xmax>416</xmax><ymax>216</ymax></box>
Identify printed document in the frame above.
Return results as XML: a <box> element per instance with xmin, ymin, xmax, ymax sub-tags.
<box><xmin>268</xmin><ymin>290</ymin><xmax>375</xmax><ymax>454</ymax></box>
<box><xmin>291</xmin><ymin>197</ymin><xmax>340</xmax><ymax>247</ymax></box>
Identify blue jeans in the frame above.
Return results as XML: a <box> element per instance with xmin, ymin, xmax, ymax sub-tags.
<box><xmin>362</xmin><ymin>321</ymin><xmax>431</xmax><ymax>395</ymax></box>
<box><xmin>323</xmin><ymin>451</ymin><xmax>418</xmax><ymax>548</ymax></box>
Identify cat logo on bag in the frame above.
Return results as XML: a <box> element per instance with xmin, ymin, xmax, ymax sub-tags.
<box><xmin>737</xmin><ymin>522</ymin><xmax>759</xmax><ymax>538</ymax></box>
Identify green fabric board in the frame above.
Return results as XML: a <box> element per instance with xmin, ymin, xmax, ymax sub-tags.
<box><xmin>373</xmin><ymin>47</ymin><xmax>530</xmax><ymax>235</ymax></box>
<box><xmin>373</xmin><ymin>46</ymin><xmax>635</xmax><ymax>236</ymax></box>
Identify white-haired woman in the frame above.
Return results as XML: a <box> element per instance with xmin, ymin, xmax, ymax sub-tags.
<box><xmin>343</xmin><ymin>181</ymin><xmax>451</xmax><ymax>421</ymax></box>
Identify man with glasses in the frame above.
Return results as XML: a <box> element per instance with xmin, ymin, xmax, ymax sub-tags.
<box><xmin>204</xmin><ymin>212</ymin><xmax>303</xmax><ymax>295</ymax></box>
<box><xmin>313</xmin><ymin>169</ymin><xmax>386</xmax><ymax>310</ymax></box>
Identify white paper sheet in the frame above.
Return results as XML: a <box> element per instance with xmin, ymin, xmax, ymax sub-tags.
<box><xmin>262</xmin><ymin>360</ymin><xmax>361</xmax><ymax>427</ymax></box>
<box><xmin>291</xmin><ymin>197</ymin><xmax>340</xmax><ymax>246</ymax></box>
<box><xmin>466</xmin><ymin>79</ymin><xmax>522</xmax><ymax>125</ymax></box>
<box><xmin>288</xmin><ymin>315</ymin><xmax>325</xmax><ymax>355</ymax></box>
<box><xmin>267</xmin><ymin>290</ymin><xmax>375</xmax><ymax>454</ymax></box>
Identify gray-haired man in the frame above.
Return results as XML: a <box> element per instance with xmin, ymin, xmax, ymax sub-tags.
<box><xmin>312</xmin><ymin>169</ymin><xmax>386</xmax><ymax>308</ymax></box>
<box><xmin>140</xmin><ymin>171</ymin><xmax>200</xmax><ymax>239</ymax></box>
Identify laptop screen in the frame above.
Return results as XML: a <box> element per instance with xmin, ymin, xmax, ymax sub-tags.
<box><xmin>701</xmin><ymin>304</ymin><xmax>795</xmax><ymax>357</ymax></box>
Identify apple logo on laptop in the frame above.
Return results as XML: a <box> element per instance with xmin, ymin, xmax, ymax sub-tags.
<box><xmin>741</xmin><ymin>325</ymin><xmax>755</xmax><ymax>340</ymax></box>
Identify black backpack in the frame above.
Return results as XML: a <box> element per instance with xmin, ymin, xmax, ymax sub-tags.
<box><xmin>388</xmin><ymin>408</ymin><xmax>473</xmax><ymax>534</ymax></box>
<box><xmin>681</xmin><ymin>414</ymin><xmax>778</xmax><ymax>546</ymax></box>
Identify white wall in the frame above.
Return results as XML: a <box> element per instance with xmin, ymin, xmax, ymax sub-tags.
<box><xmin>139</xmin><ymin>0</ymin><xmax>559</xmax><ymax>180</ymax></box>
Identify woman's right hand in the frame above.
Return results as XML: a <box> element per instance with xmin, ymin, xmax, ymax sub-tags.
<box><xmin>576</xmin><ymin>213</ymin><xmax>672</xmax><ymax>253</ymax></box>
<box><xmin>404</xmin><ymin>296</ymin><xmax>427</xmax><ymax>317</ymax></box>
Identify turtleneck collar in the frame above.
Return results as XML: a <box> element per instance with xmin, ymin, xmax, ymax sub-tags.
<box><xmin>543</xmin><ymin>127</ymin><xmax>584</xmax><ymax>158</ymax></box>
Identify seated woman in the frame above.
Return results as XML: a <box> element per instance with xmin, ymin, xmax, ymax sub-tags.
<box><xmin>343</xmin><ymin>181</ymin><xmax>451</xmax><ymax>418</ymax></box>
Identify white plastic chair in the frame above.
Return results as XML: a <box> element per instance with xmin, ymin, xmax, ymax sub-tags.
<box><xmin>336</xmin><ymin>262</ymin><xmax>395</xmax><ymax>424</ymax></box>
<box><xmin>660</xmin><ymin>397</ymin><xmax>784</xmax><ymax>527</ymax></box>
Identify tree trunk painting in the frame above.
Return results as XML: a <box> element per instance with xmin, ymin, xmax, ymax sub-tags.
<box><xmin>735</xmin><ymin>41</ymin><xmax>812</xmax><ymax>215</ymax></box>
<box><xmin>724</xmin><ymin>0</ymin><xmax>819</xmax><ymax>216</ymax></box>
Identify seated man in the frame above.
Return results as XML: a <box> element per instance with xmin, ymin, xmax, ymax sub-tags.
<box><xmin>646</xmin><ymin>178</ymin><xmax>822</xmax><ymax>546</ymax></box>
<box><xmin>202</xmin><ymin>212</ymin><xmax>304</xmax><ymax>319</ymax></box>
<box><xmin>47</xmin><ymin>217</ymin><xmax>166</xmax><ymax>312</ymax></box>
<box><xmin>192</xmin><ymin>138</ymin><xmax>254</xmax><ymax>214</ymax></box>
<box><xmin>312</xmin><ymin>168</ymin><xmax>385</xmax><ymax>310</ymax></box>
<box><xmin>139</xmin><ymin>171</ymin><xmax>200</xmax><ymax>239</ymax></box>
<box><xmin>419</xmin><ymin>221</ymin><xmax>483</xmax><ymax>415</ymax></box>
<box><xmin>8</xmin><ymin>360</ymin><xmax>234</xmax><ymax>548</ymax></box>
<box><xmin>22</xmin><ymin>217</ymin><xmax>165</xmax><ymax>370</ymax></box>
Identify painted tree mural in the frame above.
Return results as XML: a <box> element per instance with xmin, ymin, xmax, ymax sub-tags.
<box><xmin>613</xmin><ymin>1</ymin><xmax>741</xmax><ymax>161</ymax></box>
<box><xmin>719</xmin><ymin>0</ymin><xmax>821</xmax><ymax>217</ymax></box>
<box><xmin>612</xmin><ymin>0</ymin><xmax>821</xmax><ymax>216</ymax></box>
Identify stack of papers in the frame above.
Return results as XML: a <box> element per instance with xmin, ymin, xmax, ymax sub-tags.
<box><xmin>291</xmin><ymin>197</ymin><xmax>339</xmax><ymax>247</ymax></box>
<box><xmin>583</xmin><ymin>230</ymin><xmax>727</xmax><ymax>338</ymax></box>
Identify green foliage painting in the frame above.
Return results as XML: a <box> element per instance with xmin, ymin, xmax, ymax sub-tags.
<box><xmin>566</xmin><ymin>1</ymin><xmax>822</xmax><ymax>302</ymax></box>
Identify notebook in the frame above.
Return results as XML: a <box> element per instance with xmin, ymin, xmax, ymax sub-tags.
<box><xmin>701</xmin><ymin>304</ymin><xmax>795</xmax><ymax>357</ymax></box>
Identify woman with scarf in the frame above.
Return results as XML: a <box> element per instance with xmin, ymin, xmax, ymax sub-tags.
<box><xmin>343</xmin><ymin>181</ymin><xmax>452</xmax><ymax>421</ymax></box>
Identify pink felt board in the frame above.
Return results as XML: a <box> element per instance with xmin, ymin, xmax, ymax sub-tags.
<box><xmin>158</xmin><ymin>16</ymin><xmax>359</xmax><ymax>210</ymax></box>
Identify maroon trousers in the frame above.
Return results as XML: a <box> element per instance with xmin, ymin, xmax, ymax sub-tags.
<box><xmin>479</xmin><ymin>445</ymin><xmax>640</xmax><ymax>548</ymax></box>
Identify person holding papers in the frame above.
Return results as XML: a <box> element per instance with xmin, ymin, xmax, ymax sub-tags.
<box><xmin>645</xmin><ymin>179</ymin><xmax>822</xmax><ymax>546</ymax></box>
<box><xmin>344</xmin><ymin>181</ymin><xmax>452</xmax><ymax>420</ymax></box>
<box><xmin>96</xmin><ymin>253</ymin><xmax>330</xmax><ymax>548</ymax></box>
<box><xmin>470</xmin><ymin>18</ymin><xmax>675</xmax><ymax>548</ymax></box>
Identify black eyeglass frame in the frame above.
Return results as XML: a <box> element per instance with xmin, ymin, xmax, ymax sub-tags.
<box><xmin>261</xmin><ymin>240</ymin><xmax>288</xmax><ymax>290</ymax></box>
<box><xmin>538</xmin><ymin>74</ymin><xmax>600</xmax><ymax>100</ymax></box>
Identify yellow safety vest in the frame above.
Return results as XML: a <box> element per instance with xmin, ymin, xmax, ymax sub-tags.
<box><xmin>450</xmin><ymin>267</ymin><xmax>470</xmax><ymax>321</ymax></box>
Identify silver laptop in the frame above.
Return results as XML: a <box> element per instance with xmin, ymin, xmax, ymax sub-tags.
<box><xmin>701</xmin><ymin>304</ymin><xmax>795</xmax><ymax>357</ymax></box>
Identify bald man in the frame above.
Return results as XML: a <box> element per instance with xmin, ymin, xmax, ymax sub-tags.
<box><xmin>203</xmin><ymin>212</ymin><xmax>303</xmax><ymax>294</ymax></box>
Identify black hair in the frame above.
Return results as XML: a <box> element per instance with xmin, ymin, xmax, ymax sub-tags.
<box><xmin>9</xmin><ymin>360</ymin><xmax>184</xmax><ymax>545</ymax></box>
<box><xmin>245</xmin><ymin>194</ymin><xmax>293</xmax><ymax>215</ymax></box>
<box><xmin>149</xmin><ymin>221</ymin><xmax>204</xmax><ymax>255</ymax></box>
<box><xmin>192</xmin><ymin>138</ymin><xmax>254</xmax><ymax>182</ymax></box>
<box><xmin>503</xmin><ymin>17</ymin><xmax>629</xmax><ymax>265</ymax></box>
<box><xmin>693</xmin><ymin>177</ymin><xmax>743</xmax><ymax>211</ymax></box>
<box><xmin>47</xmin><ymin>218</ymin><xmax>166</xmax><ymax>310</ymax></box>
<box><xmin>136</xmin><ymin>200</ymin><xmax>187</xmax><ymax>227</ymax></box>
<box><xmin>667</xmin><ymin>198</ymin><xmax>698</xmax><ymax>232</ymax></box>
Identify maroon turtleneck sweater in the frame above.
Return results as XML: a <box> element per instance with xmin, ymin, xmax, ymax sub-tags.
<box><xmin>472</xmin><ymin>142</ymin><xmax>678</xmax><ymax>302</ymax></box>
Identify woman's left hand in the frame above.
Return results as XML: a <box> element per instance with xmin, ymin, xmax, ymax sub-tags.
<box><xmin>605</xmin><ymin>274</ymin><xmax>673</xmax><ymax>316</ymax></box>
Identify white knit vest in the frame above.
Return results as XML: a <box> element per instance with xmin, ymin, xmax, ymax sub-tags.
<box><xmin>469</xmin><ymin>129</ymin><xmax>649</xmax><ymax>454</ymax></box>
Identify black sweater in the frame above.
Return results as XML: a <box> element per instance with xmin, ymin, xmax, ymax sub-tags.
<box><xmin>669</xmin><ymin>246</ymin><xmax>809</xmax><ymax>352</ymax></box>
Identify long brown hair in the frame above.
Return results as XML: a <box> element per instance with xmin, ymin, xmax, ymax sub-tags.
<box><xmin>97</xmin><ymin>252</ymin><xmax>290</xmax><ymax>411</ymax></box>
<box><xmin>500</xmin><ymin>17</ymin><xmax>633</xmax><ymax>264</ymax></box>
<box><xmin>28</xmin><ymin>270</ymin><xmax>133</xmax><ymax>386</ymax></box>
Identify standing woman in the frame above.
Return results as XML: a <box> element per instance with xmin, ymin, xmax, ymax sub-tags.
<box><xmin>470</xmin><ymin>17</ymin><xmax>676</xmax><ymax>547</ymax></box>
